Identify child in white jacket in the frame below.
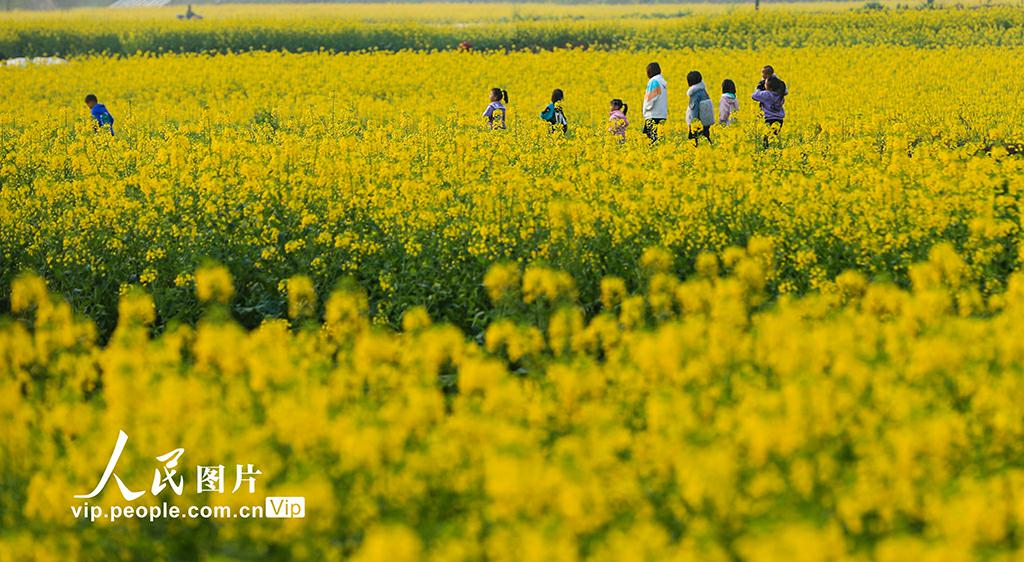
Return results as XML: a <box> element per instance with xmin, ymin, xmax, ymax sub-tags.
<box><xmin>642</xmin><ymin>62</ymin><xmax>668</xmax><ymax>143</ymax></box>
<box><xmin>719</xmin><ymin>79</ymin><xmax>740</xmax><ymax>125</ymax></box>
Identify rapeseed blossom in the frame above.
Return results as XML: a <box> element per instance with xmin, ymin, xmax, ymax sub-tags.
<box><xmin>4</xmin><ymin>255</ymin><xmax>1024</xmax><ymax>559</ymax></box>
<box><xmin>1</xmin><ymin>9</ymin><xmax>1024</xmax><ymax>559</ymax></box>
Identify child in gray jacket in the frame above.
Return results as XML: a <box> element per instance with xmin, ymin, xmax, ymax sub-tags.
<box><xmin>685</xmin><ymin>71</ymin><xmax>715</xmax><ymax>146</ymax></box>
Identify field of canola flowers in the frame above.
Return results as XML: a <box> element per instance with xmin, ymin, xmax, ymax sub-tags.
<box><xmin>3</xmin><ymin>3</ymin><xmax>1024</xmax><ymax>561</ymax></box>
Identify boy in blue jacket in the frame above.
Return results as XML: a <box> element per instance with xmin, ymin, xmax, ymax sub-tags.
<box><xmin>85</xmin><ymin>94</ymin><xmax>114</xmax><ymax>136</ymax></box>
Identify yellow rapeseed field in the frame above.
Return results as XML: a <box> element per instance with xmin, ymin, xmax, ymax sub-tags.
<box><xmin>2</xmin><ymin>5</ymin><xmax>1024</xmax><ymax>561</ymax></box>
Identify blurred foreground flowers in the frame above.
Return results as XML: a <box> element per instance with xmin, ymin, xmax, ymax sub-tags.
<box><xmin>4</xmin><ymin>246</ymin><xmax>1024</xmax><ymax>560</ymax></box>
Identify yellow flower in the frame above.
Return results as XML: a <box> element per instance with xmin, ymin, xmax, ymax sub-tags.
<box><xmin>401</xmin><ymin>305</ymin><xmax>432</xmax><ymax>332</ymax></box>
<box><xmin>639</xmin><ymin>247</ymin><xmax>673</xmax><ymax>274</ymax></box>
<box><xmin>286</xmin><ymin>275</ymin><xmax>317</xmax><ymax>320</ymax></box>
<box><xmin>600</xmin><ymin>276</ymin><xmax>627</xmax><ymax>311</ymax></box>
<box><xmin>10</xmin><ymin>273</ymin><xmax>48</xmax><ymax>315</ymax></box>
<box><xmin>195</xmin><ymin>264</ymin><xmax>234</xmax><ymax>304</ymax></box>
<box><xmin>117</xmin><ymin>286</ymin><xmax>156</xmax><ymax>327</ymax></box>
<box><xmin>352</xmin><ymin>525</ymin><xmax>421</xmax><ymax>562</ymax></box>
<box><xmin>522</xmin><ymin>266</ymin><xmax>576</xmax><ymax>305</ymax></box>
<box><xmin>483</xmin><ymin>262</ymin><xmax>522</xmax><ymax>304</ymax></box>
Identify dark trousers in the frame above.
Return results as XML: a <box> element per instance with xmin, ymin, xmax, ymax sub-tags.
<box><xmin>763</xmin><ymin>119</ymin><xmax>783</xmax><ymax>147</ymax></box>
<box><xmin>642</xmin><ymin>118</ymin><xmax>665</xmax><ymax>142</ymax></box>
<box><xmin>688</xmin><ymin>124</ymin><xmax>711</xmax><ymax>146</ymax></box>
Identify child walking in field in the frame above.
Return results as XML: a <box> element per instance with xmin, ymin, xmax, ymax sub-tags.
<box><xmin>685</xmin><ymin>71</ymin><xmax>715</xmax><ymax>146</ymax></box>
<box><xmin>642</xmin><ymin>62</ymin><xmax>667</xmax><ymax>143</ymax></box>
<box><xmin>609</xmin><ymin>99</ymin><xmax>629</xmax><ymax>141</ymax></box>
<box><xmin>85</xmin><ymin>94</ymin><xmax>114</xmax><ymax>136</ymax></box>
<box><xmin>540</xmin><ymin>89</ymin><xmax>568</xmax><ymax>134</ymax></box>
<box><xmin>719</xmin><ymin>79</ymin><xmax>739</xmax><ymax>125</ymax></box>
<box><xmin>752</xmin><ymin>75</ymin><xmax>786</xmax><ymax>147</ymax></box>
<box><xmin>757</xmin><ymin>65</ymin><xmax>789</xmax><ymax>96</ymax></box>
<box><xmin>483</xmin><ymin>88</ymin><xmax>508</xmax><ymax>130</ymax></box>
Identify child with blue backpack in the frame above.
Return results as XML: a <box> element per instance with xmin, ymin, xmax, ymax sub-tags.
<box><xmin>540</xmin><ymin>89</ymin><xmax>568</xmax><ymax>134</ymax></box>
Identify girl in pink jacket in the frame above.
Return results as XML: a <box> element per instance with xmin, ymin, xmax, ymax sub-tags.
<box><xmin>608</xmin><ymin>98</ymin><xmax>629</xmax><ymax>141</ymax></box>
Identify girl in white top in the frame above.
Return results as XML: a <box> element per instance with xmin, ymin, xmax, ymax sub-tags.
<box><xmin>483</xmin><ymin>88</ymin><xmax>508</xmax><ymax>130</ymax></box>
<box><xmin>642</xmin><ymin>62</ymin><xmax>668</xmax><ymax>142</ymax></box>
